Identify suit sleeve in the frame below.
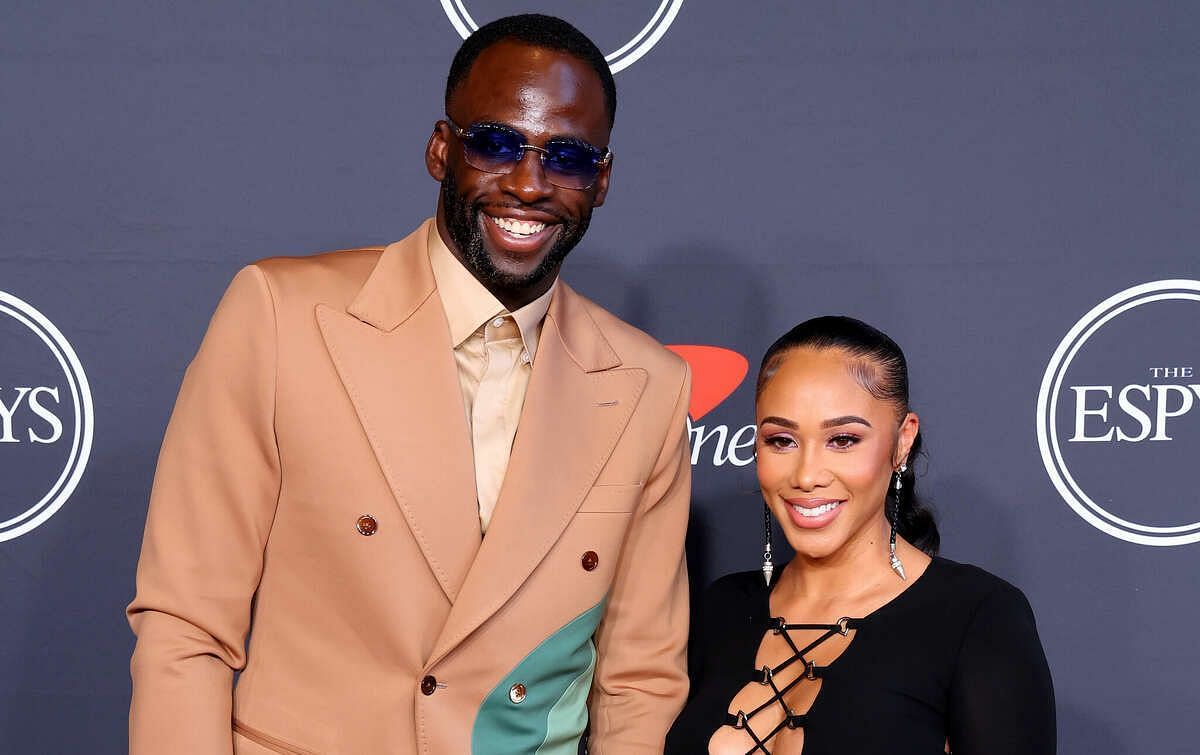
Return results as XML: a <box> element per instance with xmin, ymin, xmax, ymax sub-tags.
<box><xmin>947</xmin><ymin>581</ymin><xmax>1057</xmax><ymax>755</ymax></box>
<box><xmin>587</xmin><ymin>359</ymin><xmax>692</xmax><ymax>754</ymax></box>
<box><xmin>126</xmin><ymin>265</ymin><xmax>282</xmax><ymax>754</ymax></box>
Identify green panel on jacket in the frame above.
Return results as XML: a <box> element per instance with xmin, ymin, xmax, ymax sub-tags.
<box><xmin>472</xmin><ymin>601</ymin><xmax>606</xmax><ymax>754</ymax></box>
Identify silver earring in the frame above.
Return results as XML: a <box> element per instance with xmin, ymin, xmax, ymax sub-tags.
<box><xmin>761</xmin><ymin>503</ymin><xmax>774</xmax><ymax>586</ymax></box>
<box><xmin>889</xmin><ymin>463</ymin><xmax>908</xmax><ymax>580</ymax></box>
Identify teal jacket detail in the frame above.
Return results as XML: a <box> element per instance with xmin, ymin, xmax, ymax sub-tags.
<box><xmin>471</xmin><ymin>601</ymin><xmax>606</xmax><ymax>754</ymax></box>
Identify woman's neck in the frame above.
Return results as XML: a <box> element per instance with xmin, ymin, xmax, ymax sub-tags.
<box><xmin>773</xmin><ymin>515</ymin><xmax>919</xmax><ymax>615</ymax></box>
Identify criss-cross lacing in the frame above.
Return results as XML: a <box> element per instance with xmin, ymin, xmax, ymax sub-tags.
<box><xmin>721</xmin><ymin>616</ymin><xmax>862</xmax><ymax>754</ymax></box>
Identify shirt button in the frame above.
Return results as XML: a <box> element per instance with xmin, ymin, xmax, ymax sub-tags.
<box><xmin>420</xmin><ymin>675</ymin><xmax>438</xmax><ymax>695</ymax></box>
<box><xmin>581</xmin><ymin>551</ymin><xmax>599</xmax><ymax>571</ymax></box>
<box><xmin>521</xmin><ymin>351</ymin><xmax>531</xmax><ymax>364</ymax></box>
<box><xmin>491</xmin><ymin>317</ymin><xmax>505</xmax><ymax>329</ymax></box>
<box><xmin>509</xmin><ymin>683</ymin><xmax>527</xmax><ymax>704</ymax></box>
<box><xmin>356</xmin><ymin>514</ymin><xmax>378</xmax><ymax>536</ymax></box>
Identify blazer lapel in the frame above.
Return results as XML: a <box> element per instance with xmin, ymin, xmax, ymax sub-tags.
<box><xmin>316</xmin><ymin>220</ymin><xmax>481</xmax><ymax>603</ymax></box>
<box><xmin>426</xmin><ymin>284</ymin><xmax>647</xmax><ymax>668</ymax></box>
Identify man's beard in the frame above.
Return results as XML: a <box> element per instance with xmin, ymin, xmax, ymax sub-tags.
<box><xmin>440</xmin><ymin>171</ymin><xmax>591</xmax><ymax>292</ymax></box>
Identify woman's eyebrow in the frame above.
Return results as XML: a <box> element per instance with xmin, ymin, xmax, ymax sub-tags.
<box><xmin>820</xmin><ymin>415</ymin><xmax>872</xmax><ymax>429</ymax></box>
<box><xmin>759</xmin><ymin>415</ymin><xmax>798</xmax><ymax>429</ymax></box>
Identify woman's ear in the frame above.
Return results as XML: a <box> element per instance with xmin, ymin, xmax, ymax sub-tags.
<box><xmin>895</xmin><ymin>411</ymin><xmax>919</xmax><ymax>467</ymax></box>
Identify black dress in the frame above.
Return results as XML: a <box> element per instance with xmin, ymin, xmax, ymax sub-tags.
<box><xmin>665</xmin><ymin>557</ymin><xmax>1055</xmax><ymax>754</ymax></box>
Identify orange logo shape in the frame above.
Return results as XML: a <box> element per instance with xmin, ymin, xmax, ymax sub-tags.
<box><xmin>666</xmin><ymin>345</ymin><xmax>749</xmax><ymax>421</ymax></box>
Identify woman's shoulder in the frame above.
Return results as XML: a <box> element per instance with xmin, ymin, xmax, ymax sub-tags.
<box><xmin>692</xmin><ymin>568</ymin><xmax>774</xmax><ymax>631</ymax></box>
<box><xmin>925</xmin><ymin>556</ymin><xmax>1037</xmax><ymax>623</ymax></box>
<box><xmin>701</xmin><ymin>568</ymin><xmax>769</xmax><ymax>605</ymax></box>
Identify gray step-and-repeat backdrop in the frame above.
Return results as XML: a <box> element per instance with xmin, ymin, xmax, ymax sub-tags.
<box><xmin>3</xmin><ymin>1</ymin><xmax>1197</xmax><ymax>752</ymax></box>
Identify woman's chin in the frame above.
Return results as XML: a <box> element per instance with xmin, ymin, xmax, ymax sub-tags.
<box><xmin>780</xmin><ymin>528</ymin><xmax>846</xmax><ymax>562</ymax></box>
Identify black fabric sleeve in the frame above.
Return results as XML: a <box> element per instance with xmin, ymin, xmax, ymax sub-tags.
<box><xmin>947</xmin><ymin>581</ymin><xmax>1056</xmax><ymax>755</ymax></box>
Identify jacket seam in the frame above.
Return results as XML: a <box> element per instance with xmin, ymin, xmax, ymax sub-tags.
<box><xmin>247</xmin><ymin>264</ymin><xmax>285</xmax><ymax>534</ymax></box>
<box><xmin>642</xmin><ymin>355</ymin><xmax>690</xmax><ymax>514</ymax></box>
<box><xmin>232</xmin><ymin>718</ymin><xmax>316</xmax><ymax>755</ymax></box>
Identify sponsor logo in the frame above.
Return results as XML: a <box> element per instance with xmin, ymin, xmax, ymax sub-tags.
<box><xmin>666</xmin><ymin>345</ymin><xmax>755</xmax><ymax>467</ymax></box>
<box><xmin>438</xmin><ymin>1</ymin><xmax>684</xmax><ymax>74</ymax></box>
<box><xmin>0</xmin><ymin>292</ymin><xmax>93</xmax><ymax>542</ymax></box>
<box><xmin>1036</xmin><ymin>280</ymin><xmax>1200</xmax><ymax>545</ymax></box>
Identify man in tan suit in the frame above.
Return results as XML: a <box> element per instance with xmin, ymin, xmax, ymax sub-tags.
<box><xmin>127</xmin><ymin>14</ymin><xmax>691</xmax><ymax>755</ymax></box>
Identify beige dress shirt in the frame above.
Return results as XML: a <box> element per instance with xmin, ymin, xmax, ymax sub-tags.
<box><xmin>427</xmin><ymin>225</ymin><xmax>555</xmax><ymax>533</ymax></box>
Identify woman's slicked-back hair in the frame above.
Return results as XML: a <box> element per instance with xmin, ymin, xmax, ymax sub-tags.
<box><xmin>757</xmin><ymin>316</ymin><xmax>939</xmax><ymax>554</ymax></box>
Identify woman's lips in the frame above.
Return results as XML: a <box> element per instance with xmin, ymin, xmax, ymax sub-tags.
<box><xmin>783</xmin><ymin>498</ymin><xmax>845</xmax><ymax>529</ymax></box>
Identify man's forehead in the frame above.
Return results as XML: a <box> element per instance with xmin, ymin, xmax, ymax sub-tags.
<box><xmin>449</xmin><ymin>41</ymin><xmax>609</xmax><ymax>140</ymax></box>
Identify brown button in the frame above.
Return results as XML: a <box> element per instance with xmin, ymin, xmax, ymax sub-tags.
<box><xmin>581</xmin><ymin>551</ymin><xmax>599</xmax><ymax>571</ymax></box>
<box><xmin>509</xmin><ymin>683</ymin><xmax>527</xmax><ymax>704</ymax></box>
<box><xmin>420</xmin><ymin>675</ymin><xmax>437</xmax><ymax>695</ymax></box>
<box><xmin>356</xmin><ymin>514</ymin><xmax>378</xmax><ymax>536</ymax></box>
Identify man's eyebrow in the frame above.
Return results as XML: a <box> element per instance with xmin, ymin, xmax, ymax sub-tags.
<box><xmin>820</xmin><ymin>415</ymin><xmax>872</xmax><ymax>429</ymax></box>
<box><xmin>759</xmin><ymin>415</ymin><xmax>798</xmax><ymax>430</ymax></box>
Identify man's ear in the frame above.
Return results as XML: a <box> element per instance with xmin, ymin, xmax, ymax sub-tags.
<box><xmin>426</xmin><ymin>122</ymin><xmax>450</xmax><ymax>182</ymax></box>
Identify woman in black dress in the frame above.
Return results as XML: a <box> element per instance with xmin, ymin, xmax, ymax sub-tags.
<box><xmin>666</xmin><ymin>316</ymin><xmax>1054</xmax><ymax>755</ymax></box>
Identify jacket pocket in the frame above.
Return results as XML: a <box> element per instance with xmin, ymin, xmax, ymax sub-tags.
<box><xmin>233</xmin><ymin>719</ymin><xmax>319</xmax><ymax>755</ymax></box>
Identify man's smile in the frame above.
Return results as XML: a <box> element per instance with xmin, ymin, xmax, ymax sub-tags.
<box><xmin>480</xmin><ymin>210</ymin><xmax>561</xmax><ymax>254</ymax></box>
<box><xmin>489</xmin><ymin>215</ymin><xmax>545</xmax><ymax>236</ymax></box>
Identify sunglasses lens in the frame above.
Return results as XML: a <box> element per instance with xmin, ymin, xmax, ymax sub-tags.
<box><xmin>461</xmin><ymin>125</ymin><xmax>523</xmax><ymax>172</ymax></box>
<box><xmin>454</xmin><ymin>121</ymin><xmax>606</xmax><ymax>189</ymax></box>
<box><xmin>542</xmin><ymin>142</ymin><xmax>603</xmax><ymax>190</ymax></box>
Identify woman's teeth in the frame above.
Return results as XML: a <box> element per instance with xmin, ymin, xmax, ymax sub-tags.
<box><xmin>489</xmin><ymin>215</ymin><xmax>546</xmax><ymax>237</ymax></box>
<box><xmin>792</xmin><ymin>501</ymin><xmax>842</xmax><ymax>517</ymax></box>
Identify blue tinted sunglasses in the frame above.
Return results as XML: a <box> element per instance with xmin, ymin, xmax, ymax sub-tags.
<box><xmin>445</xmin><ymin>117</ymin><xmax>612</xmax><ymax>191</ymax></box>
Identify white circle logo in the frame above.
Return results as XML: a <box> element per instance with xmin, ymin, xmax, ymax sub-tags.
<box><xmin>439</xmin><ymin>1</ymin><xmax>684</xmax><ymax>74</ymax></box>
<box><xmin>1037</xmin><ymin>280</ymin><xmax>1200</xmax><ymax>546</ymax></box>
<box><xmin>0</xmin><ymin>292</ymin><xmax>94</xmax><ymax>542</ymax></box>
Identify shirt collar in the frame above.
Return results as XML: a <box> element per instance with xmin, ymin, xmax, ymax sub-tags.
<box><xmin>426</xmin><ymin>223</ymin><xmax>555</xmax><ymax>362</ymax></box>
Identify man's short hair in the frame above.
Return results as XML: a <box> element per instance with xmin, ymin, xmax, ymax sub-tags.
<box><xmin>445</xmin><ymin>14</ymin><xmax>617</xmax><ymax>129</ymax></box>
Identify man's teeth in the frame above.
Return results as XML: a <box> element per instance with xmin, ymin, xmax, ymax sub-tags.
<box><xmin>490</xmin><ymin>215</ymin><xmax>546</xmax><ymax>237</ymax></box>
<box><xmin>792</xmin><ymin>501</ymin><xmax>842</xmax><ymax>518</ymax></box>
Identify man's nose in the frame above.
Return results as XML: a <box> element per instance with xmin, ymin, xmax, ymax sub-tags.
<box><xmin>498</xmin><ymin>149</ymin><xmax>555</xmax><ymax>204</ymax></box>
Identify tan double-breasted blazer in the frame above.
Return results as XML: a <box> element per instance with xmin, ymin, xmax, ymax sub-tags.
<box><xmin>127</xmin><ymin>220</ymin><xmax>692</xmax><ymax>754</ymax></box>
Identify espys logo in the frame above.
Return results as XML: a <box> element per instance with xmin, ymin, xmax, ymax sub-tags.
<box><xmin>0</xmin><ymin>292</ymin><xmax>93</xmax><ymax>542</ymax></box>
<box><xmin>666</xmin><ymin>345</ymin><xmax>754</xmax><ymax>467</ymax></box>
<box><xmin>1037</xmin><ymin>280</ymin><xmax>1200</xmax><ymax>546</ymax></box>
<box><xmin>439</xmin><ymin>1</ymin><xmax>683</xmax><ymax>74</ymax></box>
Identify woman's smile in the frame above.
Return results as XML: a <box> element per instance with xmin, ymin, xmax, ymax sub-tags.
<box><xmin>784</xmin><ymin>497</ymin><xmax>846</xmax><ymax>528</ymax></box>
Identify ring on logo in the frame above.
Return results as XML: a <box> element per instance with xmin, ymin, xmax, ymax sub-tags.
<box><xmin>0</xmin><ymin>292</ymin><xmax>93</xmax><ymax>542</ymax></box>
<box><xmin>438</xmin><ymin>0</ymin><xmax>684</xmax><ymax>74</ymax></box>
<box><xmin>1036</xmin><ymin>279</ymin><xmax>1200</xmax><ymax>546</ymax></box>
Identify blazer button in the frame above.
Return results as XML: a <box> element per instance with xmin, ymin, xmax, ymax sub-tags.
<box><xmin>420</xmin><ymin>675</ymin><xmax>437</xmax><ymax>696</ymax></box>
<box><xmin>581</xmin><ymin>551</ymin><xmax>599</xmax><ymax>571</ymax></box>
<box><xmin>356</xmin><ymin>514</ymin><xmax>378</xmax><ymax>536</ymax></box>
<box><xmin>509</xmin><ymin>683</ymin><xmax>527</xmax><ymax>704</ymax></box>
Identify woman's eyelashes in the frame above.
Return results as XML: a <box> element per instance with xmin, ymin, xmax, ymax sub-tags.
<box><xmin>827</xmin><ymin>433</ymin><xmax>861</xmax><ymax>450</ymax></box>
<box><xmin>761</xmin><ymin>433</ymin><xmax>797</xmax><ymax>450</ymax></box>
<box><xmin>760</xmin><ymin>432</ymin><xmax>862</xmax><ymax>451</ymax></box>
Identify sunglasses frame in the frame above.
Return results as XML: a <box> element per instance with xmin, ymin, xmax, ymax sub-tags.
<box><xmin>444</xmin><ymin>116</ymin><xmax>612</xmax><ymax>191</ymax></box>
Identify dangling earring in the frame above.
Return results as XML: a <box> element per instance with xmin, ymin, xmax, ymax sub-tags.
<box><xmin>889</xmin><ymin>463</ymin><xmax>908</xmax><ymax>580</ymax></box>
<box><xmin>761</xmin><ymin>503</ymin><xmax>774</xmax><ymax>586</ymax></box>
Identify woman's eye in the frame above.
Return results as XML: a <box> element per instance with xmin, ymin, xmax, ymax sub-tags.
<box><xmin>763</xmin><ymin>435</ymin><xmax>796</xmax><ymax>449</ymax></box>
<box><xmin>828</xmin><ymin>434</ymin><xmax>859</xmax><ymax>449</ymax></box>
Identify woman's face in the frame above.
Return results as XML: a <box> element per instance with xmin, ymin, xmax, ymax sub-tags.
<box><xmin>755</xmin><ymin>346</ymin><xmax>918</xmax><ymax>561</ymax></box>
